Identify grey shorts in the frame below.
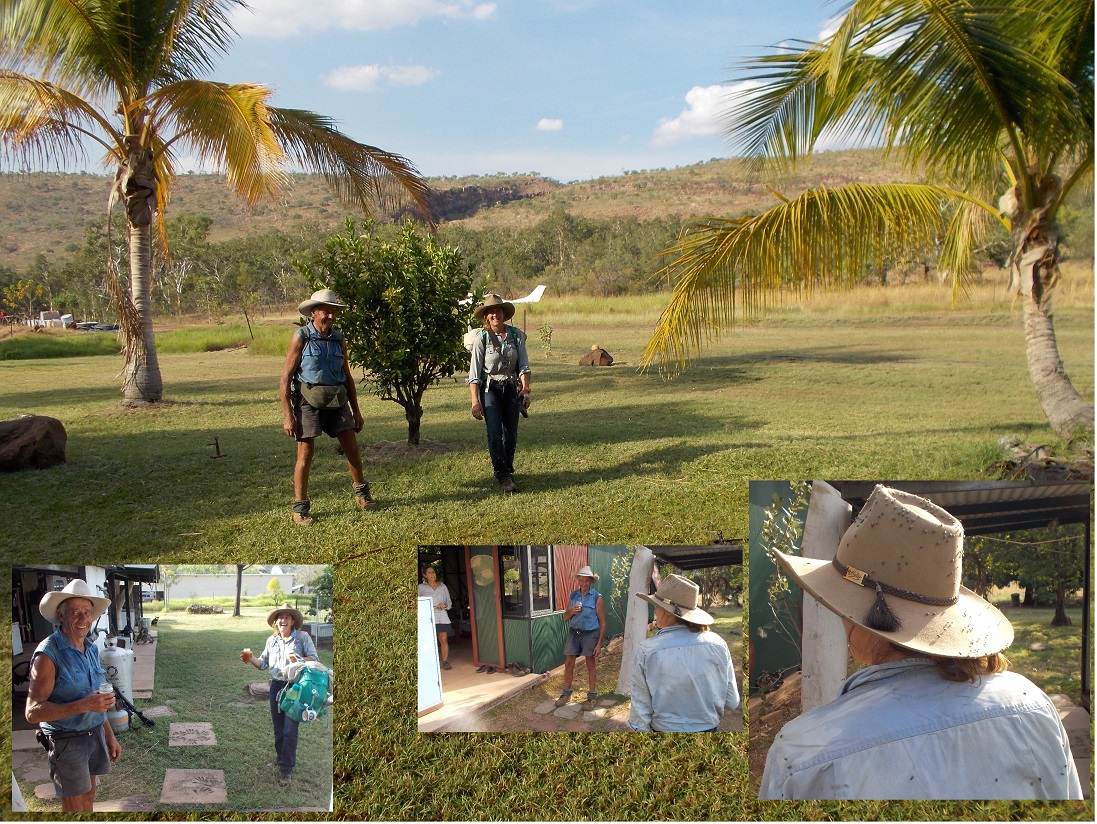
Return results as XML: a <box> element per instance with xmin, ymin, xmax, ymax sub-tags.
<box><xmin>295</xmin><ymin>396</ymin><xmax>354</xmax><ymax>441</ymax></box>
<box><xmin>47</xmin><ymin>725</ymin><xmax>110</xmax><ymax>798</ymax></box>
<box><xmin>565</xmin><ymin>627</ymin><xmax>600</xmax><ymax>658</ymax></box>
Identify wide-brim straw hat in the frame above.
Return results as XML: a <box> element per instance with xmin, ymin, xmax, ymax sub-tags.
<box><xmin>473</xmin><ymin>293</ymin><xmax>515</xmax><ymax>321</ymax></box>
<box><xmin>574</xmin><ymin>565</ymin><xmax>599</xmax><ymax>582</ymax></box>
<box><xmin>267</xmin><ymin>603</ymin><xmax>305</xmax><ymax>630</ymax></box>
<box><xmin>636</xmin><ymin>573</ymin><xmax>713</xmax><ymax>626</ymax></box>
<box><xmin>39</xmin><ymin>579</ymin><xmax>111</xmax><ymax>624</ymax></box>
<box><xmin>298</xmin><ymin>289</ymin><xmax>348</xmax><ymax>316</ymax></box>
<box><xmin>771</xmin><ymin>484</ymin><xmax>1014</xmax><ymax>659</ymax></box>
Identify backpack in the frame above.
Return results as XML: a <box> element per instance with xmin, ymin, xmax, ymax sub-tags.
<box><xmin>277</xmin><ymin>662</ymin><xmax>331</xmax><ymax>723</ymax></box>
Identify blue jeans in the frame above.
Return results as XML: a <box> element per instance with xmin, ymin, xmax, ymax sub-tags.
<box><xmin>269</xmin><ymin>680</ymin><xmax>299</xmax><ymax>773</ymax></box>
<box><xmin>480</xmin><ymin>382</ymin><xmax>521</xmax><ymax>483</ymax></box>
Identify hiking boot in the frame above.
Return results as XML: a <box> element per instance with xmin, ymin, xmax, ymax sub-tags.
<box><xmin>291</xmin><ymin>500</ymin><xmax>313</xmax><ymax>526</ymax></box>
<box><xmin>581</xmin><ymin>693</ymin><xmax>598</xmax><ymax>711</ymax></box>
<box><xmin>354</xmin><ymin>482</ymin><xmax>378</xmax><ymax>511</ymax></box>
<box><xmin>501</xmin><ymin>476</ymin><xmax>518</xmax><ymax>494</ymax></box>
<box><xmin>278</xmin><ymin>772</ymin><xmax>291</xmax><ymax>787</ymax></box>
<box><xmin>554</xmin><ymin>690</ymin><xmax>573</xmax><ymax>708</ymax></box>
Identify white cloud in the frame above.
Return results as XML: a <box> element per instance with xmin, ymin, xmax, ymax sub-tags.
<box><xmin>651</xmin><ymin>84</ymin><xmax>739</xmax><ymax>148</ymax></box>
<box><xmin>536</xmin><ymin>118</ymin><xmax>564</xmax><ymax>132</ymax></box>
<box><xmin>232</xmin><ymin>0</ymin><xmax>497</xmax><ymax>38</ymax></box>
<box><xmin>324</xmin><ymin>64</ymin><xmax>437</xmax><ymax>92</ymax></box>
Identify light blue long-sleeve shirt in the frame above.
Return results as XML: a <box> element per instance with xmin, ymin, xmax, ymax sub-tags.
<box><xmin>759</xmin><ymin>657</ymin><xmax>1083</xmax><ymax>800</ymax></box>
<box><xmin>257</xmin><ymin>629</ymin><xmax>318</xmax><ymax>683</ymax></box>
<box><xmin>628</xmin><ymin>625</ymin><xmax>741</xmax><ymax>732</ymax></box>
<box><xmin>466</xmin><ymin>324</ymin><xmax>530</xmax><ymax>385</ymax></box>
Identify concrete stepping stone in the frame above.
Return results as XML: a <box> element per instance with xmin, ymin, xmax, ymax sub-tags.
<box><xmin>22</xmin><ymin>768</ymin><xmax>50</xmax><ymax>783</ymax></box>
<box><xmin>160</xmin><ymin>769</ymin><xmax>227</xmax><ymax>804</ymax></box>
<box><xmin>141</xmin><ymin>705</ymin><xmax>177</xmax><ymax>719</ymax></box>
<box><xmin>168</xmin><ymin>722</ymin><xmax>217</xmax><ymax>746</ymax></box>
<box><xmin>95</xmin><ymin>795</ymin><xmax>156</xmax><ymax>812</ymax></box>
<box><xmin>583</xmin><ymin>708</ymin><xmax>608</xmax><ymax>720</ymax></box>
<box><xmin>12</xmin><ymin>751</ymin><xmax>33</xmax><ymax>769</ymax></box>
<box><xmin>553</xmin><ymin>704</ymin><xmax>581</xmax><ymax>720</ymax></box>
<box><xmin>533</xmin><ymin>700</ymin><xmax>559</xmax><ymax>715</ymax></box>
<box><xmin>12</xmin><ymin>729</ymin><xmax>40</xmax><ymax>751</ymax></box>
<box><xmin>597</xmin><ymin>698</ymin><xmax>616</xmax><ymax>708</ymax></box>
<box><xmin>34</xmin><ymin>783</ymin><xmax>57</xmax><ymax>799</ymax></box>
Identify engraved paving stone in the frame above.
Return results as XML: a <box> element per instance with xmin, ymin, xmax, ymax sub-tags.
<box><xmin>168</xmin><ymin>722</ymin><xmax>217</xmax><ymax>746</ymax></box>
<box><xmin>159</xmin><ymin>769</ymin><xmax>228</xmax><ymax>804</ymax></box>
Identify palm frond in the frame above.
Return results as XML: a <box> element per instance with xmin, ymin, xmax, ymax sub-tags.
<box><xmin>641</xmin><ymin>181</ymin><xmax>975</xmax><ymax>375</ymax></box>
<box><xmin>0</xmin><ymin>69</ymin><xmax>120</xmax><ymax>166</ymax></box>
<box><xmin>937</xmin><ymin>196</ymin><xmax>1004</xmax><ymax>304</ymax></box>
<box><xmin>266</xmin><ymin>107</ymin><xmax>432</xmax><ymax>221</ymax></box>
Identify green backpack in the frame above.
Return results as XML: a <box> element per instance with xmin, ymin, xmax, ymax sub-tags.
<box><xmin>277</xmin><ymin>664</ymin><xmax>331</xmax><ymax>723</ymax></box>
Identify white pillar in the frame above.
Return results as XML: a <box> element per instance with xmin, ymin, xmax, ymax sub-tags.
<box><xmin>799</xmin><ymin>480</ymin><xmax>851</xmax><ymax>712</ymax></box>
<box><xmin>615</xmin><ymin>545</ymin><xmax>655</xmax><ymax>696</ymax></box>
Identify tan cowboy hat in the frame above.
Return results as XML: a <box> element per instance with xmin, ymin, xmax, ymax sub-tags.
<box><xmin>39</xmin><ymin>579</ymin><xmax>111</xmax><ymax>624</ymax></box>
<box><xmin>473</xmin><ymin>294</ymin><xmax>515</xmax><ymax>322</ymax></box>
<box><xmin>267</xmin><ymin>603</ymin><xmax>305</xmax><ymax>630</ymax></box>
<box><xmin>771</xmin><ymin>484</ymin><xmax>1014</xmax><ymax>659</ymax></box>
<box><xmin>573</xmin><ymin>565</ymin><xmax>599</xmax><ymax>582</ymax></box>
<box><xmin>636</xmin><ymin>573</ymin><xmax>713</xmax><ymax>626</ymax></box>
<box><xmin>298</xmin><ymin>289</ymin><xmax>348</xmax><ymax>317</ymax></box>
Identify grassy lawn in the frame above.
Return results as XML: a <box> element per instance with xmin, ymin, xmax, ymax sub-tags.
<box><xmin>2</xmin><ymin>289</ymin><xmax>1092</xmax><ymax>821</ymax></box>
<box><xmin>17</xmin><ymin>607</ymin><xmax>333</xmax><ymax>814</ymax></box>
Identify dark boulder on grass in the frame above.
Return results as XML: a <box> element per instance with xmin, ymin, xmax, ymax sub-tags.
<box><xmin>0</xmin><ymin>415</ymin><xmax>67</xmax><ymax>471</ymax></box>
<box><xmin>579</xmin><ymin>345</ymin><xmax>614</xmax><ymax>366</ymax></box>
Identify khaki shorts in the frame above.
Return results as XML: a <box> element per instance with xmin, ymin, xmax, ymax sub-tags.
<box><xmin>47</xmin><ymin>725</ymin><xmax>110</xmax><ymax>798</ymax></box>
<box><xmin>294</xmin><ymin>396</ymin><xmax>354</xmax><ymax>441</ymax></box>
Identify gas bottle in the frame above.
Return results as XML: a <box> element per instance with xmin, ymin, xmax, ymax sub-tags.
<box><xmin>100</xmin><ymin>637</ymin><xmax>136</xmax><ymax>706</ymax></box>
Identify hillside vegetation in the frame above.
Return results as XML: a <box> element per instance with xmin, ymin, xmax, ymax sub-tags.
<box><xmin>0</xmin><ymin>150</ymin><xmax>923</xmax><ymax>268</ymax></box>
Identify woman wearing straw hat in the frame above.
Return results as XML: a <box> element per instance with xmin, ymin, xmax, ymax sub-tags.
<box><xmin>280</xmin><ymin>288</ymin><xmax>377</xmax><ymax>526</ymax></box>
<box><xmin>759</xmin><ymin>484</ymin><xmax>1083</xmax><ymax>800</ymax></box>
<box><xmin>554</xmin><ymin>566</ymin><xmax>606</xmax><ymax>711</ymax></box>
<box><xmin>242</xmin><ymin>604</ymin><xmax>318</xmax><ymax>786</ymax></box>
<box><xmin>467</xmin><ymin>294</ymin><xmax>531</xmax><ymax>494</ymax></box>
<box><xmin>25</xmin><ymin>579</ymin><xmax>122</xmax><ymax>812</ymax></box>
<box><xmin>628</xmin><ymin>574</ymin><xmax>740</xmax><ymax>732</ymax></box>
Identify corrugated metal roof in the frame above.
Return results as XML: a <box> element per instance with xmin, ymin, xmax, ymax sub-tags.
<box><xmin>645</xmin><ymin>544</ymin><xmax>743</xmax><ymax>570</ymax></box>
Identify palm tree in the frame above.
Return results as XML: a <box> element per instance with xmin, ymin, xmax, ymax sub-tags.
<box><xmin>642</xmin><ymin>0</ymin><xmax>1093</xmax><ymax>440</ymax></box>
<box><xmin>0</xmin><ymin>0</ymin><xmax>430</xmax><ymax>404</ymax></box>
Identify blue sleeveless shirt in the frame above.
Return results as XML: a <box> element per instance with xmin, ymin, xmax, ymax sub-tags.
<box><xmin>567</xmin><ymin>588</ymin><xmax>601</xmax><ymax>631</ymax></box>
<box><xmin>33</xmin><ymin>629</ymin><xmax>107</xmax><ymax>733</ymax></box>
<box><xmin>296</xmin><ymin>322</ymin><xmax>346</xmax><ymax>386</ymax></box>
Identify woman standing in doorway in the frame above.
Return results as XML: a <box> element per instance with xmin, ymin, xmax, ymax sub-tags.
<box><xmin>418</xmin><ymin>566</ymin><xmax>453</xmax><ymax>670</ymax></box>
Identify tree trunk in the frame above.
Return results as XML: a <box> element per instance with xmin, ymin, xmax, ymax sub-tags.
<box><xmin>406</xmin><ymin>401</ymin><xmax>422</xmax><ymax>445</ymax></box>
<box><xmin>123</xmin><ymin>222</ymin><xmax>164</xmax><ymax>403</ymax></box>
<box><xmin>1051</xmin><ymin>582</ymin><xmax>1072</xmax><ymax>626</ymax></box>
<box><xmin>234</xmin><ymin>565</ymin><xmax>244</xmax><ymax>617</ymax></box>
<box><xmin>118</xmin><ymin>137</ymin><xmax>163</xmax><ymax>404</ymax></box>
<box><xmin>1003</xmin><ymin>179</ymin><xmax>1093</xmax><ymax>441</ymax></box>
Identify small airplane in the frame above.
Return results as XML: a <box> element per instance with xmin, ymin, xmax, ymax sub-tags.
<box><xmin>464</xmin><ymin>285</ymin><xmax>546</xmax><ymax>351</ymax></box>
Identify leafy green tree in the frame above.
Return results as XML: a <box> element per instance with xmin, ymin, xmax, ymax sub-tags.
<box><xmin>2</xmin><ymin>278</ymin><xmax>43</xmax><ymax>317</ymax></box>
<box><xmin>266</xmin><ymin>577</ymin><xmax>285</xmax><ymax>605</ymax></box>
<box><xmin>643</xmin><ymin>0</ymin><xmax>1094</xmax><ymax>440</ymax></box>
<box><xmin>0</xmin><ymin>0</ymin><xmax>430</xmax><ymax>405</ymax></box>
<box><xmin>298</xmin><ymin>219</ymin><xmax>479</xmax><ymax>445</ymax></box>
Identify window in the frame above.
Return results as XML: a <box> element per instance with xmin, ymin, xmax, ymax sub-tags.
<box><xmin>499</xmin><ymin>546</ymin><xmax>556</xmax><ymax>618</ymax></box>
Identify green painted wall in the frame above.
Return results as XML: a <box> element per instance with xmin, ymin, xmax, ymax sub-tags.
<box><xmin>532</xmin><ymin>613</ymin><xmax>567</xmax><ymax>673</ymax></box>
<box><xmin>502</xmin><ymin>618</ymin><xmax>531</xmax><ymax>668</ymax></box>
<box><xmin>588</xmin><ymin>545</ymin><xmax>629</xmax><ymax>639</ymax></box>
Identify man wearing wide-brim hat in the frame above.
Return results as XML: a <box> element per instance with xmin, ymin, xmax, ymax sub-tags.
<box><xmin>554</xmin><ymin>566</ymin><xmax>607</xmax><ymax>710</ymax></box>
<box><xmin>627</xmin><ymin>574</ymin><xmax>740</xmax><ymax>732</ymax></box>
<box><xmin>25</xmin><ymin>579</ymin><xmax>122</xmax><ymax>811</ymax></box>
<box><xmin>242</xmin><ymin>604</ymin><xmax>318</xmax><ymax>785</ymax></box>
<box><xmin>759</xmin><ymin>484</ymin><xmax>1082</xmax><ymax>800</ymax></box>
<box><xmin>280</xmin><ymin>288</ymin><xmax>377</xmax><ymax>526</ymax></box>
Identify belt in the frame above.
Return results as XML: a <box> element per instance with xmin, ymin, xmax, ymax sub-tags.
<box><xmin>44</xmin><ymin>729</ymin><xmax>94</xmax><ymax>740</ymax></box>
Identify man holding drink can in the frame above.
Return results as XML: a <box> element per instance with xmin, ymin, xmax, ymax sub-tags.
<box><xmin>25</xmin><ymin>579</ymin><xmax>122</xmax><ymax>812</ymax></box>
<box><xmin>554</xmin><ymin>566</ymin><xmax>606</xmax><ymax>711</ymax></box>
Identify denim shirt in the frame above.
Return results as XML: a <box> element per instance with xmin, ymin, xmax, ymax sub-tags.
<box><xmin>33</xmin><ymin>629</ymin><xmax>106</xmax><ymax>734</ymax></box>
<box><xmin>257</xmin><ymin>629</ymin><xmax>318</xmax><ymax>683</ymax></box>
<box><xmin>628</xmin><ymin>625</ymin><xmax>740</xmax><ymax>732</ymax></box>
<box><xmin>296</xmin><ymin>323</ymin><xmax>346</xmax><ymax>386</ymax></box>
<box><xmin>467</xmin><ymin>325</ymin><xmax>531</xmax><ymax>385</ymax></box>
<box><xmin>566</xmin><ymin>588</ymin><xmax>602</xmax><ymax>632</ymax></box>
<box><xmin>759</xmin><ymin>657</ymin><xmax>1083</xmax><ymax>800</ymax></box>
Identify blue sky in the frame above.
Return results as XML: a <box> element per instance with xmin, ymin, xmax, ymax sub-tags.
<box><xmin>203</xmin><ymin>0</ymin><xmax>840</xmax><ymax>182</ymax></box>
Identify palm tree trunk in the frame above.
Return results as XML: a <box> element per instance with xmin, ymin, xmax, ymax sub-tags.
<box><xmin>1022</xmin><ymin>296</ymin><xmax>1093</xmax><ymax>441</ymax></box>
<box><xmin>122</xmin><ymin>221</ymin><xmax>164</xmax><ymax>403</ymax></box>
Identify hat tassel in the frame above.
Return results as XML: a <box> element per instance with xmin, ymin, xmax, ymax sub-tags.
<box><xmin>864</xmin><ymin>583</ymin><xmax>902</xmax><ymax>632</ymax></box>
